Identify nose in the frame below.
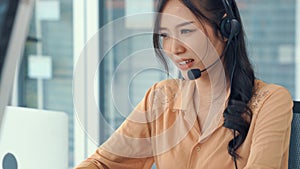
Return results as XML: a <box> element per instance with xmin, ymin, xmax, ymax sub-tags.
<box><xmin>163</xmin><ymin>37</ymin><xmax>186</xmax><ymax>55</ymax></box>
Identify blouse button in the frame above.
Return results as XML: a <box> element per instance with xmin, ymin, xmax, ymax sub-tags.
<box><xmin>196</xmin><ymin>146</ymin><xmax>201</xmax><ymax>152</ymax></box>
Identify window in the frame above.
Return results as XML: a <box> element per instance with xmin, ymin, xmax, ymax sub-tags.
<box><xmin>13</xmin><ymin>0</ymin><xmax>299</xmax><ymax>168</ymax></box>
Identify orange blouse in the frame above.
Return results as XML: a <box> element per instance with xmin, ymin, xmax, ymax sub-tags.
<box><xmin>74</xmin><ymin>79</ymin><xmax>293</xmax><ymax>169</ymax></box>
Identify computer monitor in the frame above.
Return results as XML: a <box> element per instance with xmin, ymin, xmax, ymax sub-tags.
<box><xmin>0</xmin><ymin>106</ymin><xmax>69</xmax><ymax>169</ymax></box>
<box><xmin>0</xmin><ymin>0</ymin><xmax>34</xmax><ymax>128</ymax></box>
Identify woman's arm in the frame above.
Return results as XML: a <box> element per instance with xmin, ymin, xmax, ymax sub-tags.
<box><xmin>73</xmin><ymin>85</ymin><xmax>159</xmax><ymax>169</ymax></box>
<box><xmin>244</xmin><ymin>85</ymin><xmax>293</xmax><ymax>169</ymax></box>
<box><xmin>74</xmin><ymin>147</ymin><xmax>154</xmax><ymax>169</ymax></box>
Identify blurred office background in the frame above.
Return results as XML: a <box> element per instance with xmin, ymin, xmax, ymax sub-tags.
<box><xmin>8</xmin><ymin>0</ymin><xmax>300</xmax><ymax>168</ymax></box>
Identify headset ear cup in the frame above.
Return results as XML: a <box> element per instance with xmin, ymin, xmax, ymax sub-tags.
<box><xmin>220</xmin><ymin>17</ymin><xmax>231</xmax><ymax>39</ymax></box>
<box><xmin>230</xmin><ymin>19</ymin><xmax>241</xmax><ymax>37</ymax></box>
<box><xmin>220</xmin><ymin>17</ymin><xmax>241</xmax><ymax>39</ymax></box>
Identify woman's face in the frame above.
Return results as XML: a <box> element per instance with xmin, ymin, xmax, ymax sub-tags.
<box><xmin>159</xmin><ymin>0</ymin><xmax>225</xmax><ymax>78</ymax></box>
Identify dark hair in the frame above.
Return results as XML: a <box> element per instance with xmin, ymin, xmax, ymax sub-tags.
<box><xmin>153</xmin><ymin>0</ymin><xmax>255</xmax><ymax>162</ymax></box>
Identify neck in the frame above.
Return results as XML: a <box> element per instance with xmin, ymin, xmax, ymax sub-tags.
<box><xmin>194</xmin><ymin>61</ymin><xmax>229</xmax><ymax>104</ymax></box>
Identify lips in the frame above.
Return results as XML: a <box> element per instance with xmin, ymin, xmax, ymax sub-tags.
<box><xmin>178</xmin><ymin>59</ymin><xmax>194</xmax><ymax>65</ymax></box>
<box><xmin>177</xmin><ymin>58</ymin><xmax>194</xmax><ymax>70</ymax></box>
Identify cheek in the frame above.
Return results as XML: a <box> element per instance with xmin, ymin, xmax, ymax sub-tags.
<box><xmin>213</xmin><ymin>39</ymin><xmax>225</xmax><ymax>56</ymax></box>
<box><xmin>183</xmin><ymin>33</ymin><xmax>209</xmax><ymax>57</ymax></box>
<box><xmin>162</xmin><ymin>39</ymin><xmax>172</xmax><ymax>54</ymax></box>
<box><xmin>183</xmin><ymin>32</ymin><xmax>222</xmax><ymax>67</ymax></box>
<box><xmin>204</xmin><ymin>28</ymin><xmax>225</xmax><ymax>56</ymax></box>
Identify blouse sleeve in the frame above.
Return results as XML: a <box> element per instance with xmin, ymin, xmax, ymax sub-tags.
<box><xmin>73</xmin><ymin>85</ymin><xmax>158</xmax><ymax>169</ymax></box>
<box><xmin>244</xmin><ymin>85</ymin><xmax>293</xmax><ymax>169</ymax></box>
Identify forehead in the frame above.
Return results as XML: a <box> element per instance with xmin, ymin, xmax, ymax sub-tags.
<box><xmin>160</xmin><ymin>0</ymin><xmax>199</xmax><ymax>27</ymax></box>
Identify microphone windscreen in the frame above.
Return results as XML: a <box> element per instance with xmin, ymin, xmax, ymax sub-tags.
<box><xmin>187</xmin><ymin>69</ymin><xmax>201</xmax><ymax>80</ymax></box>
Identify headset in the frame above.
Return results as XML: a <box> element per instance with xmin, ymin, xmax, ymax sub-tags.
<box><xmin>220</xmin><ymin>0</ymin><xmax>240</xmax><ymax>40</ymax></box>
<box><xmin>219</xmin><ymin>0</ymin><xmax>240</xmax><ymax>88</ymax></box>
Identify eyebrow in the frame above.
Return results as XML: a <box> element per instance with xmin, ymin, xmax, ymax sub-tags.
<box><xmin>159</xmin><ymin>21</ymin><xmax>195</xmax><ymax>30</ymax></box>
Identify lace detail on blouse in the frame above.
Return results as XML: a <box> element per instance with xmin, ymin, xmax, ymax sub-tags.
<box><xmin>249</xmin><ymin>81</ymin><xmax>270</xmax><ymax>113</ymax></box>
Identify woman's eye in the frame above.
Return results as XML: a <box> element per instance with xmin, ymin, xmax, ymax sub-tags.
<box><xmin>180</xmin><ymin>29</ymin><xmax>195</xmax><ymax>34</ymax></box>
<box><xmin>159</xmin><ymin>33</ymin><xmax>168</xmax><ymax>38</ymax></box>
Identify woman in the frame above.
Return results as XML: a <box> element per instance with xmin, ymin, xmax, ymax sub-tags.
<box><xmin>74</xmin><ymin>0</ymin><xmax>293</xmax><ymax>168</ymax></box>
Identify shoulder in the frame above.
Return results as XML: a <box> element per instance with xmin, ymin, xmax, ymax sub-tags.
<box><xmin>252</xmin><ymin>79</ymin><xmax>292</xmax><ymax>100</ymax></box>
<box><xmin>249</xmin><ymin>79</ymin><xmax>293</xmax><ymax>114</ymax></box>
